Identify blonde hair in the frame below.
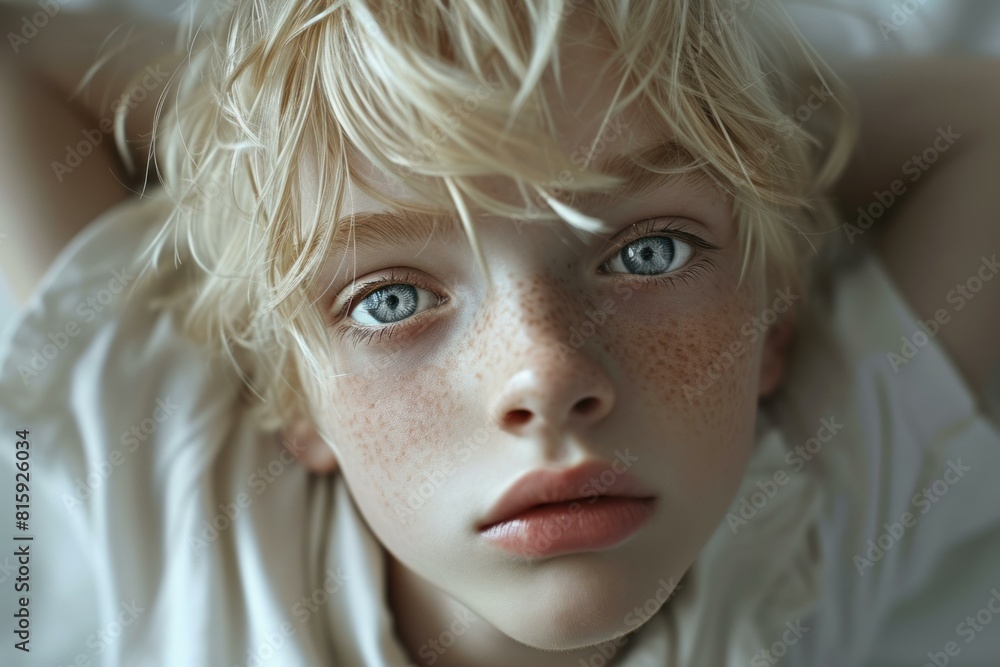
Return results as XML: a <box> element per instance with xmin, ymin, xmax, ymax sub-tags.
<box><xmin>120</xmin><ymin>0</ymin><xmax>856</xmax><ymax>434</ymax></box>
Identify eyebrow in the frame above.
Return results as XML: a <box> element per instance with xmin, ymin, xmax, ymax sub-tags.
<box><xmin>325</xmin><ymin>139</ymin><xmax>706</xmax><ymax>257</ymax></box>
<box><xmin>326</xmin><ymin>208</ymin><xmax>464</xmax><ymax>258</ymax></box>
<box><xmin>582</xmin><ymin>138</ymin><xmax>706</xmax><ymax>203</ymax></box>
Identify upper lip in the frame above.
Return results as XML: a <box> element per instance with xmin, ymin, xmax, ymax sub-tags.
<box><xmin>477</xmin><ymin>459</ymin><xmax>658</xmax><ymax>531</ymax></box>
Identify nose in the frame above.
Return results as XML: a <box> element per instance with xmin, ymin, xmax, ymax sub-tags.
<box><xmin>485</xmin><ymin>270</ymin><xmax>617</xmax><ymax>435</ymax></box>
<box><xmin>491</xmin><ymin>362</ymin><xmax>615</xmax><ymax>437</ymax></box>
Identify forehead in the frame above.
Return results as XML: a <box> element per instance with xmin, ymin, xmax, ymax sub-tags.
<box><xmin>300</xmin><ymin>12</ymin><xmax>712</xmax><ymax>252</ymax></box>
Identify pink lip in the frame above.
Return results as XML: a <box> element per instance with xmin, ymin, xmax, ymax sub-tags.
<box><xmin>477</xmin><ymin>460</ymin><xmax>658</xmax><ymax>558</ymax></box>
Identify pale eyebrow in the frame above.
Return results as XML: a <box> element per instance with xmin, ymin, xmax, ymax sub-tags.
<box><xmin>578</xmin><ymin>138</ymin><xmax>708</xmax><ymax>205</ymax></box>
<box><xmin>327</xmin><ymin>208</ymin><xmax>466</xmax><ymax>258</ymax></box>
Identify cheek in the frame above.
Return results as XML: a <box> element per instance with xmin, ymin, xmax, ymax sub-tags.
<box><xmin>320</xmin><ymin>363</ymin><xmax>464</xmax><ymax>540</ymax></box>
<box><xmin>615</xmin><ymin>282</ymin><xmax>760</xmax><ymax>486</ymax></box>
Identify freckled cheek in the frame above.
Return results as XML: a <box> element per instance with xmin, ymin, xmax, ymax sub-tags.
<box><xmin>319</xmin><ymin>367</ymin><xmax>465</xmax><ymax>533</ymax></box>
<box><xmin>614</xmin><ymin>292</ymin><xmax>760</xmax><ymax>487</ymax></box>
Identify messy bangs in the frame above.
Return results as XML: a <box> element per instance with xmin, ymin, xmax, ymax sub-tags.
<box><xmin>124</xmin><ymin>0</ymin><xmax>855</xmax><ymax>433</ymax></box>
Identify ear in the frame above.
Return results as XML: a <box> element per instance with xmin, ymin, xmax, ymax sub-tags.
<box><xmin>757</xmin><ymin>313</ymin><xmax>796</xmax><ymax>399</ymax></box>
<box><xmin>283</xmin><ymin>418</ymin><xmax>339</xmax><ymax>475</ymax></box>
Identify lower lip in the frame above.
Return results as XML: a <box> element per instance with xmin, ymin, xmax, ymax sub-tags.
<box><xmin>480</xmin><ymin>497</ymin><xmax>657</xmax><ymax>558</ymax></box>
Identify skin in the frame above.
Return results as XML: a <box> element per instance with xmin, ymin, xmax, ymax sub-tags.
<box><xmin>295</xmin><ymin>23</ymin><xmax>791</xmax><ymax>667</ymax></box>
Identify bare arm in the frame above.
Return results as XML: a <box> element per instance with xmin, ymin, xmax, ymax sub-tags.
<box><xmin>832</xmin><ymin>57</ymin><xmax>1000</xmax><ymax>401</ymax></box>
<box><xmin>0</xmin><ymin>7</ymin><xmax>182</xmax><ymax>304</ymax></box>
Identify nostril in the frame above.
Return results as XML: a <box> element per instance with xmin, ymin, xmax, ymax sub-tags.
<box><xmin>504</xmin><ymin>409</ymin><xmax>532</xmax><ymax>428</ymax></box>
<box><xmin>574</xmin><ymin>396</ymin><xmax>600</xmax><ymax>415</ymax></box>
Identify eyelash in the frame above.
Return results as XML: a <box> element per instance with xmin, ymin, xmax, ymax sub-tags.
<box><xmin>340</xmin><ymin>322</ymin><xmax>407</xmax><ymax>348</ymax></box>
<box><xmin>329</xmin><ymin>219</ymin><xmax>718</xmax><ymax>347</ymax></box>
<box><xmin>329</xmin><ymin>269</ymin><xmax>441</xmax><ymax>348</ymax></box>
<box><xmin>598</xmin><ymin>218</ymin><xmax>718</xmax><ymax>288</ymax></box>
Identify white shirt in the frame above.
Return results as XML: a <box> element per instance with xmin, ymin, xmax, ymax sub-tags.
<box><xmin>1</xmin><ymin>190</ymin><xmax>998</xmax><ymax>666</ymax></box>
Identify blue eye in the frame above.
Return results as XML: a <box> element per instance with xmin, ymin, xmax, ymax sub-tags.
<box><xmin>349</xmin><ymin>283</ymin><xmax>437</xmax><ymax>326</ymax></box>
<box><xmin>604</xmin><ymin>236</ymin><xmax>694</xmax><ymax>276</ymax></box>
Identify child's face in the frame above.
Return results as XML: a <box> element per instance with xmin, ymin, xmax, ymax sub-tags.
<box><xmin>304</xmin><ymin>32</ymin><xmax>784</xmax><ymax>651</ymax></box>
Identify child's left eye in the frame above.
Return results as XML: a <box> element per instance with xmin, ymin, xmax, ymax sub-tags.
<box><xmin>602</xmin><ymin>235</ymin><xmax>695</xmax><ymax>276</ymax></box>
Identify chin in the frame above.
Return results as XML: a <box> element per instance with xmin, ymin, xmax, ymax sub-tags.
<box><xmin>482</xmin><ymin>554</ymin><xmax>681</xmax><ymax>651</ymax></box>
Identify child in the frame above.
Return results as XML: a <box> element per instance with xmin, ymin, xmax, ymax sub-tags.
<box><xmin>1</xmin><ymin>0</ymin><xmax>999</xmax><ymax>665</ymax></box>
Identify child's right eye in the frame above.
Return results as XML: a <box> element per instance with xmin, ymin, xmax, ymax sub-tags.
<box><xmin>328</xmin><ymin>268</ymin><xmax>448</xmax><ymax>342</ymax></box>
<box><xmin>348</xmin><ymin>281</ymin><xmax>440</xmax><ymax>326</ymax></box>
<box><xmin>327</xmin><ymin>267</ymin><xmax>446</xmax><ymax>346</ymax></box>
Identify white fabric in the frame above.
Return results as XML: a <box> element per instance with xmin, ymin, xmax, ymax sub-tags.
<box><xmin>0</xmin><ymin>190</ymin><xmax>999</xmax><ymax>666</ymax></box>
<box><xmin>777</xmin><ymin>256</ymin><xmax>1000</xmax><ymax>667</ymax></box>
